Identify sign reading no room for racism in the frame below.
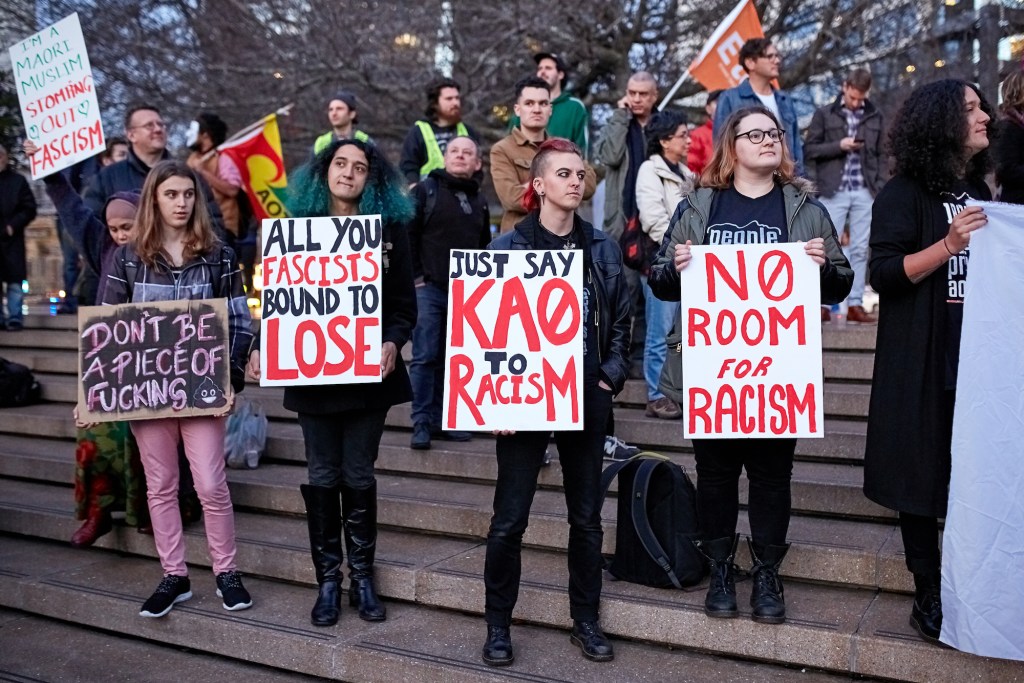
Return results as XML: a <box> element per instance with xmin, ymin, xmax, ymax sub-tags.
<box><xmin>9</xmin><ymin>13</ymin><xmax>104</xmax><ymax>179</ymax></box>
<box><xmin>78</xmin><ymin>299</ymin><xmax>231</xmax><ymax>423</ymax></box>
<box><xmin>444</xmin><ymin>250</ymin><xmax>584</xmax><ymax>432</ymax></box>
<box><xmin>679</xmin><ymin>243</ymin><xmax>824</xmax><ymax>439</ymax></box>
<box><xmin>259</xmin><ymin>215</ymin><xmax>383</xmax><ymax>386</ymax></box>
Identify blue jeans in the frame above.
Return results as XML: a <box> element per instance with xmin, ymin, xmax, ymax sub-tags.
<box><xmin>409</xmin><ymin>284</ymin><xmax>447</xmax><ymax>429</ymax></box>
<box><xmin>2</xmin><ymin>281</ymin><xmax>24</xmax><ymax>326</ymax></box>
<box><xmin>818</xmin><ymin>188</ymin><xmax>873</xmax><ymax>306</ymax></box>
<box><xmin>641</xmin><ymin>275</ymin><xmax>676</xmax><ymax>401</ymax></box>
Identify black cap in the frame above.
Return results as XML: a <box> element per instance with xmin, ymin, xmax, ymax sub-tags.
<box><xmin>533</xmin><ymin>52</ymin><xmax>568</xmax><ymax>75</ymax></box>
<box><xmin>328</xmin><ymin>90</ymin><xmax>358</xmax><ymax>111</ymax></box>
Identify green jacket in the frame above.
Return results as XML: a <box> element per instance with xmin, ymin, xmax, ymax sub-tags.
<box><xmin>508</xmin><ymin>90</ymin><xmax>589</xmax><ymax>154</ymax></box>
<box><xmin>313</xmin><ymin>129</ymin><xmax>370</xmax><ymax>156</ymax></box>
<box><xmin>647</xmin><ymin>183</ymin><xmax>853</xmax><ymax>305</ymax></box>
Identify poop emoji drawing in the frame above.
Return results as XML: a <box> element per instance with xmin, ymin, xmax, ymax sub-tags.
<box><xmin>193</xmin><ymin>375</ymin><xmax>228</xmax><ymax>409</ymax></box>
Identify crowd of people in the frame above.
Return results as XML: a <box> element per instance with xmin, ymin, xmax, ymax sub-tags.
<box><xmin>2</xmin><ymin>34</ymin><xmax>1019</xmax><ymax>666</ymax></box>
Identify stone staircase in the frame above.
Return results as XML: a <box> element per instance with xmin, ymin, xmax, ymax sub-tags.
<box><xmin>0</xmin><ymin>314</ymin><xmax>1021</xmax><ymax>682</ymax></box>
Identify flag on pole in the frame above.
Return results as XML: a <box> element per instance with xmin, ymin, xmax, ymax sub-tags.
<box><xmin>218</xmin><ymin>113</ymin><xmax>289</xmax><ymax>221</ymax></box>
<box><xmin>688</xmin><ymin>0</ymin><xmax>766</xmax><ymax>91</ymax></box>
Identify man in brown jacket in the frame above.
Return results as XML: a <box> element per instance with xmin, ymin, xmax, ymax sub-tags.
<box><xmin>491</xmin><ymin>76</ymin><xmax>595</xmax><ymax>233</ymax></box>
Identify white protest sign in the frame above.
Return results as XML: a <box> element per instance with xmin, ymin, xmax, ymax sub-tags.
<box><xmin>443</xmin><ymin>249</ymin><xmax>584</xmax><ymax>431</ymax></box>
<box><xmin>679</xmin><ymin>243</ymin><xmax>823</xmax><ymax>438</ymax></box>
<box><xmin>9</xmin><ymin>13</ymin><xmax>104</xmax><ymax>179</ymax></box>
<box><xmin>259</xmin><ymin>215</ymin><xmax>383</xmax><ymax>386</ymax></box>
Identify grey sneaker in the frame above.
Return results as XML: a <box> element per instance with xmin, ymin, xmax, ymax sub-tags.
<box><xmin>603</xmin><ymin>435</ymin><xmax>640</xmax><ymax>461</ymax></box>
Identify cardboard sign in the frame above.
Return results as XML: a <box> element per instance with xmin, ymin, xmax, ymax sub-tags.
<box><xmin>259</xmin><ymin>215</ymin><xmax>383</xmax><ymax>386</ymax></box>
<box><xmin>679</xmin><ymin>243</ymin><xmax>823</xmax><ymax>439</ymax></box>
<box><xmin>443</xmin><ymin>249</ymin><xmax>584</xmax><ymax>431</ymax></box>
<box><xmin>9</xmin><ymin>13</ymin><xmax>104</xmax><ymax>179</ymax></box>
<box><xmin>77</xmin><ymin>299</ymin><xmax>231</xmax><ymax>423</ymax></box>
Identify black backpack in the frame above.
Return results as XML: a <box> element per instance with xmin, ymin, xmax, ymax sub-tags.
<box><xmin>602</xmin><ymin>453</ymin><xmax>706</xmax><ymax>589</ymax></box>
<box><xmin>0</xmin><ymin>357</ymin><xmax>42</xmax><ymax>407</ymax></box>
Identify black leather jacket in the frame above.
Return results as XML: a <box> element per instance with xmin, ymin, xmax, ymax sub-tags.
<box><xmin>489</xmin><ymin>212</ymin><xmax>632</xmax><ymax>394</ymax></box>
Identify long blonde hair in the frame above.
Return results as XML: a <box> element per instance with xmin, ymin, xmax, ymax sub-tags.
<box><xmin>700</xmin><ymin>106</ymin><xmax>797</xmax><ymax>190</ymax></box>
<box><xmin>134</xmin><ymin>160</ymin><xmax>218</xmax><ymax>266</ymax></box>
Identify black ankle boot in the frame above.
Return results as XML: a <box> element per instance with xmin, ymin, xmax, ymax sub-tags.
<box><xmin>749</xmin><ymin>539</ymin><xmax>789</xmax><ymax>624</ymax></box>
<box><xmin>570</xmin><ymin>620</ymin><xmax>614</xmax><ymax>662</ymax></box>
<box><xmin>342</xmin><ymin>483</ymin><xmax>386</xmax><ymax>621</ymax></box>
<box><xmin>482</xmin><ymin>625</ymin><xmax>514</xmax><ymax>666</ymax></box>
<box><xmin>910</xmin><ymin>572</ymin><xmax>943</xmax><ymax>645</ymax></box>
<box><xmin>697</xmin><ymin>535</ymin><xmax>738</xmax><ymax>617</ymax></box>
<box><xmin>301</xmin><ymin>484</ymin><xmax>343</xmax><ymax>626</ymax></box>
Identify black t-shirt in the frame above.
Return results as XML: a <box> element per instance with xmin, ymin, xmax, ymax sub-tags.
<box><xmin>940</xmin><ymin>180</ymin><xmax>982</xmax><ymax>389</ymax></box>
<box><xmin>534</xmin><ymin>221</ymin><xmax>600</xmax><ymax>386</ymax></box>
<box><xmin>704</xmin><ymin>184</ymin><xmax>788</xmax><ymax>246</ymax></box>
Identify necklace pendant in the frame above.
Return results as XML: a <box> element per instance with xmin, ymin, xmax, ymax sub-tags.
<box><xmin>563</xmin><ymin>240</ymin><xmax>576</xmax><ymax>250</ymax></box>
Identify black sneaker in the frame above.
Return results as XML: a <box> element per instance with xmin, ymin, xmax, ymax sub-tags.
<box><xmin>139</xmin><ymin>575</ymin><xmax>192</xmax><ymax>617</ymax></box>
<box><xmin>216</xmin><ymin>571</ymin><xmax>253</xmax><ymax>611</ymax></box>
<box><xmin>411</xmin><ymin>423</ymin><xmax>431</xmax><ymax>450</ymax></box>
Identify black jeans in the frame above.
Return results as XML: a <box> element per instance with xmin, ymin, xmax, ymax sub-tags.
<box><xmin>297</xmin><ymin>409</ymin><xmax>388</xmax><ymax>489</ymax></box>
<box><xmin>484</xmin><ymin>386</ymin><xmax>613</xmax><ymax>626</ymax></box>
<box><xmin>692</xmin><ymin>438</ymin><xmax>796</xmax><ymax>547</ymax></box>
<box><xmin>900</xmin><ymin>512</ymin><xmax>940</xmax><ymax>577</ymax></box>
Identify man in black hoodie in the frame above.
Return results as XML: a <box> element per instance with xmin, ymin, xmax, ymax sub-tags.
<box><xmin>408</xmin><ymin>136</ymin><xmax>492</xmax><ymax>450</ymax></box>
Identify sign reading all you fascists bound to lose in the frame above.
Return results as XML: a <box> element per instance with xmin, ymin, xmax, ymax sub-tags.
<box><xmin>259</xmin><ymin>215</ymin><xmax>383</xmax><ymax>387</ymax></box>
<box><xmin>9</xmin><ymin>13</ymin><xmax>104</xmax><ymax>179</ymax></box>
<box><xmin>444</xmin><ymin>249</ymin><xmax>584</xmax><ymax>432</ymax></box>
<box><xmin>679</xmin><ymin>243</ymin><xmax>824</xmax><ymax>439</ymax></box>
<box><xmin>78</xmin><ymin>299</ymin><xmax>231</xmax><ymax>423</ymax></box>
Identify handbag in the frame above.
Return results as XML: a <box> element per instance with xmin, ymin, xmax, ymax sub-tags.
<box><xmin>618</xmin><ymin>215</ymin><xmax>658</xmax><ymax>273</ymax></box>
<box><xmin>658</xmin><ymin>307</ymin><xmax>684</xmax><ymax>404</ymax></box>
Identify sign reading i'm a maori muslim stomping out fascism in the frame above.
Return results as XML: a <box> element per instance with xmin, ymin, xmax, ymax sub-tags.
<box><xmin>259</xmin><ymin>215</ymin><xmax>383</xmax><ymax>386</ymax></box>
<box><xmin>679</xmin><ymin>243</ymin><xmax>824</xmax><ymax>439</ymax></box>
<box><xmin>443</xmin><ymin>250</ymin><xmax>584</xmax><ymax>432</ymax></box>
<box><xmin>77</xmin><ymin>299</ymin><xmax>231</xmax><ymax>423</ymax></box>
<box><xmin>9</xmin><ymin>13</ymin><xmax>104</xmax><ymax>179</ymax></box>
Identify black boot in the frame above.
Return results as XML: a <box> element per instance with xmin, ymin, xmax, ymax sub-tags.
<box><xmin>481</xmin><ymin>625</ymin><xmax>514</xmax><ymax>666</ymax></box>
<box><xmin>300</xmin><ymin>484</ymin><xmax>343</xmax><ymax>626</ymax></box>
<box><xmin>697</xmin><ymin>535</ymin><xmax>738</xmax><ymax>618</ymax></box>
<box><xmin>910</xmin><ymin>572</ymin><xmax>943</xmax><ymax>645</ymax></box>
<box><xmin>570</xmin><ymin>620</ymin><xmax>615</xmax><ymax>662</ymax></box>
<box><xmin>749</xmin><ymin>539</ymin><xmax>789</xmax><ymax>624</ymax></box>
<box><xmin>342</xmin><ymin>483</ymin><xmax>386</xmax><ymax>621</ymax></box>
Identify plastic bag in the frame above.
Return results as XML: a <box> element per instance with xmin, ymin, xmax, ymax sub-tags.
<box><xmin>224</xmin><ymin>396</ymin><xmax>268</xmax><ymax>469</ymax></box>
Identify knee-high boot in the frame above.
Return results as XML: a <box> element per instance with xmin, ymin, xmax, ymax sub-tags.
<box><xmin>341</xmin><ymin>482</ymin><xmax>386</xmax><ymax>621</ymax></box>
<box><xmin>300</xmin><ymin>484</ymin><xmax>343</xmax><ymax>626</ymax></box>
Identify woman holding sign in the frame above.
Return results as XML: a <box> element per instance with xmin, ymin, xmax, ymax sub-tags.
<box><xmin>863</xmin><ymin>80</ymin><xmax>993</xmax><ymax>645</ymax></box>
<box><xmin>481</xmin><ymin>138</ymin><xmax>631</xmax><ymax>667</ymax></box>
<box><xmin>247</xmin><ymin>139</ymin><xmax>416</xmax><ymax>626</ymax></box>
<box><xmin>649</xmin><ymin>107</ymin><xmax>852</xmax><ymax>624</ymax></box>
<box><xmin>102</xmin><ymin>160</ymin><xmax>253</xmax><ymax>618</ymax></box>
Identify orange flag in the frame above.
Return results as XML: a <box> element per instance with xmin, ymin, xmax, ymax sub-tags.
<box><xmin>689</xmin><ymin>0</ymin><xmax>766</xmax><ymax>91</ymax></box>
<box><xmin>218</xmin><ymin>114</ymin><xmax>289</xmax><ymax>221</ymax></box>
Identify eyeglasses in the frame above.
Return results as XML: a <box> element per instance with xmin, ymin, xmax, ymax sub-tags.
<box><xmin>760</xmin><ymin>52</ymin><xmax>782</xmax><ymax>62</ymax></box>
<box><xmin>736</xmin><ymin>128</ymin><xmax>784</xmax><ymax>144</ymax></box>
<box><xmin>131</xmin><ymin>121</ymin><xmax>166</xmax><ymax>132</ymax></box>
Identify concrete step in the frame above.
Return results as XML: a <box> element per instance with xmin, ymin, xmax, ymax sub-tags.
<box><xmin>0</xmin><ymin>455</ymin><xmax>909</xmax><ymax>592</ymax></box>
<box><xmin>0</xmin><ymin>535</ymin><xmax>883</xmax><ymax>683</ymax></box>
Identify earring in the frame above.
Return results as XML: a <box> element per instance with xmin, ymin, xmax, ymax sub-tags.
<box><xmin>539</xmin><ymin>192</ymin><xmax>545</xmax><ymax>196</ymax></box>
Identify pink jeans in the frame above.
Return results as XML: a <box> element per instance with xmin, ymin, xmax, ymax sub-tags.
<box><xmin>131</xmin><ymin>416</ymin><xmax>237</xmax><ymax>576</ymax></box>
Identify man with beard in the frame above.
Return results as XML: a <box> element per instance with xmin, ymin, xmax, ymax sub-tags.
<box><xmin>508</xmin><ymin>52</ymin><xmax>589</xmax><ymax>153</ymax></box>
<box><xmin>400</xmin><ymin>78</ymin><xmax>480</xmax><ymax>186</ymax></box>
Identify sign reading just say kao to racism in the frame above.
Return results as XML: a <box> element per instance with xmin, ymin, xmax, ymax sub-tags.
<box><xmin>679</xmin><ymin>243</ymin><xmax>824</xmax><ymax>439</ymax></box>
<box><xmin>444</xmin><ymin>250</ymin><xmax>584</xmax><ymax>432</ymax></box>
<box><xmin>260</xmin><ymin>215</ymin><xmax>383</xmax><ymax>386</ymax></box>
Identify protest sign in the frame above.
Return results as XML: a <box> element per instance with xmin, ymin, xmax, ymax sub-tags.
<box><xmin>942</xmin><ymin>200</ymin><xmax>1024</xmax><ymax>660</ymax></box>
<box><xmin>443</xmin><ymin>249</ymin><xmax>584</xmax><ymax>431</ymax></box>
<box><xmin>77</xmin><ymin>299</ymin><xmax>231</xmax><ymax>423</ymax></box>
<box><xmin>259</xmin><ymin>215</ymin><xmax>383</xmax><ymax>386</ymax></box>
<box><xmin>678</xmin><ymin>243</ymin><xmax>823</xmax><ymax>439</ymax></box>
<box><xmin>9</xmin><ymin>13</ymin><xmax>104</xmax><ymax>179</ymax></box>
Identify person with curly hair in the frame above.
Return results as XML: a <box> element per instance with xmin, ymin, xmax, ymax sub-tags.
<box><xmin>247</xmin><ymin>139</ymin><xmax>416</xmax><ymax>627</ymax></box>
<box><xmin>994</xmin><ymin>70</ymin><xmax>1024</xmax><ymax>203</ymax></box>
<box><xmin>863</xmin><ymin>79</ymin><xmax>993</xmax><ymax>645</ymax></box>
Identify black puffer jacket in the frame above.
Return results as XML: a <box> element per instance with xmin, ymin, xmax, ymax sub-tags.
<box><xmin>488</xmin><ymin>212</ymin><xmax>632</xmax><ymax>394</ymax></box>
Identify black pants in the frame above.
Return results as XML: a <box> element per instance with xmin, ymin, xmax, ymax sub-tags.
<box><xmin>297</xmin><ymin>409</ymin><xmax>388</xmax><ymax>489</ymax></box>
<box><xmin>484</xmin><ymin>387</ymin><xmax>613</xmax><ymax>626</ymax></box>
<box><xmin>900</xmin><ymin>512</ymin><xmax>940</xmax><ymax>576</ymax></box>
<box><xmin>692</xmin><ymin>438</ymin><xmax>796</xmax><ymax>547</ymax></box>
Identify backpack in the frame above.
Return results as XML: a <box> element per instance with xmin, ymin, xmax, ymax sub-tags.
<box><xmin>0</xmin><ymin>357</ymin><xmax>42</xmax><ymax>408</ymax></box>
<box><xmin>601</xmin><ymin>452</ymin><xmax>706</xmax><ymax>589</ymax></box>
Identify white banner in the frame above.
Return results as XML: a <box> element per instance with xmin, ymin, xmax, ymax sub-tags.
<box><xmin>942</xmin><ymin>201</ymin><xmax>1024</xmax><ymax>660</ymax></box>
<box><xmin>679</xmin><ymin>243</ymin><xmax>824</xmax><ymax>439</ymax></box>
<box><xmin>9</xmin><ymin>13</ymin><xmax>104</xmax><ymax>179</ymax></box>
<box><xmin>443</xmin><ymin>249</ymin><xmax>584</xmax><ymax>431</ymax></box>
<box><xmin>259</xmin><ymin>216</ymin><xmax>383</xmax><ymax>387</ymax></box>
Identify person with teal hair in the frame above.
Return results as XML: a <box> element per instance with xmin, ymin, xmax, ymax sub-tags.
<box><xmin>248</xmin><ymin>138</ymin><xmax>417</xmax><ymax>626</ymax></box>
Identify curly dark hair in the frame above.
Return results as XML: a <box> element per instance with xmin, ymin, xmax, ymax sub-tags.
<box><xmin>424</xmin><ymin>77</ymin><xmax>461</xmax><ymax>120</ymax></box>
<box><xmin>888</xmin><ymin>79</ymin><xmax>994</xmax><ymax>193</ymax></box>
<box><xmin>285</xmin><ymin>139</ymin><xmax>413</xmax><ymax>225</ymax></box>
<box><xmin>644</xmin><ymin>108</ymin><xmax>688</xmax><ymax>157</ymax></box>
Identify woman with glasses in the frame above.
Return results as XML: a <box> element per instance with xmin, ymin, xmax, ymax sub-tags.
<box><xmin>649</xmin><ymin>106</ymin><xmax>851</xmax><ymax>624</ymax></box>
<box><xmin>863</xmin><ymin>80</ymin><xmax>993</xmax><ymax>645</ymax></box>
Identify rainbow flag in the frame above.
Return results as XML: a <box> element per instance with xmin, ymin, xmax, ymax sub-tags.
<box><xmin>219</xmin><ymin>114</ymin><xmax>288</xmax><ymax>220</ymax></box>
